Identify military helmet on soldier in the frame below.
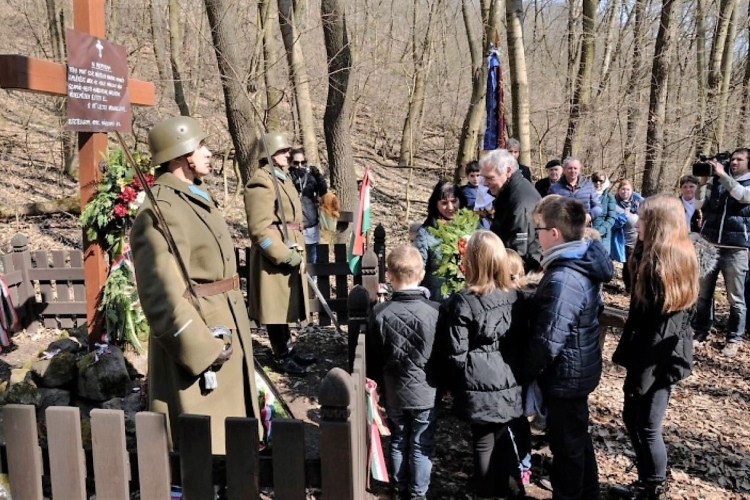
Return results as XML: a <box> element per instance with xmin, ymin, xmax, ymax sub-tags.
<box><xmin>263</xmin><ymin>131</ymin><xmax>292</xmax><ymax>159</ymax></box>
<box><xmin>148</xmin><ymin>116</ymin><xmax>208</xmax><ymax>167</ymax></box>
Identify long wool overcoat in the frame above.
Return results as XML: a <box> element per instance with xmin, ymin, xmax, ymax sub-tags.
<box><xmin>244</xmin><ymin>166</ymin><xmax>309</xmax><ymax>325</ymax></box>
<box><xmin>131</xmin><ymin>172</ymin><xmax>261</xmax><ymax>454</ymax></box>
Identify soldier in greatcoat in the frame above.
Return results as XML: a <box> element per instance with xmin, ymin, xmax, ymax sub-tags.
<box><xmin>244</xmin><ymin>131</ymin><xmax>314</xmax><ymax>376</ymax></box>
<box><xmin>131</xmin><ymin>116</ymin><xmax>261</xmax><ymax>454</ymax></box>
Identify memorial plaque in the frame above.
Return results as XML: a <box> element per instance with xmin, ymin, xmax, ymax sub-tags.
<box><xmin>66</xmin><ymin>28</ymin><xmax>131</xmax><ymax>132</ymax></box>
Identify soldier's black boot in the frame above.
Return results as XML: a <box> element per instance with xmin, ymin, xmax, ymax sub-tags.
<box><xmin>292</xmin><ymin>350</ymin><xmax>317</xmax><ymax>365</ymax></box>
<box><xmin>640</xmin><ymin>481</ymin><xmax>668</xmax><ymax>500</ymax></box>
<box><xmin>275</xmin><ymin>356</ymin><xmax>307</xmax><ymax>377</ymax></box>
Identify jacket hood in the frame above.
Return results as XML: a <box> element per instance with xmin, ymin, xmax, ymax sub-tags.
<box><xmin>546</xmin><ymin>239</ymin><xmax>614</xmax><ymax>283</ymax></box>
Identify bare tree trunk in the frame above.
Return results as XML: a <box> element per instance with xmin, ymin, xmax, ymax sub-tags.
<box><xmin>737</xmin><ymin>1</ymin><xmax>750</xmax><ymax>144</ymax></box>
<box><xmin>45</xmin><ymin>0</ymin><xmax>78</xmax><ymax>179</ymax></box>
<box><xmin>716</xmin><ymin>3</ymin><xmax>737</xmax><ymax>150</ymax></box>
<box><xmin>562</xmin><ymin>0</ymin><xmax>597</xmax><ymax>158</ymax></box>
<box><xmin>621</xmin><ymin>0</ymin><xmax>645</xmax><ymax>180</ymax></box>
<box><xmin>321</xmin><ymin>0</ymin><xmax>356</xmax><ymax>242</ymax></box>
<box><xmin>398</xmin><ymin>0</ymin><xmax>441</xmax><ymax>166</ymax></box>
<box><xmin>260</xmin><ymin>0</ymin><xmax>284</xmax><ymax>130</ymax></box>
<box><xmin>107</xmin><ymin>0</ymin><xmax>120</xmax><ymax>41</ymax></box>
<box><xmin>642</xmin><ymin>0</ymin><xmax>677</xmax><ymax>196</ymax></box>
<box><xmin>455</xmin><ymin>0</ymin><xmax>500</xmax><ymax>180</ymax></box>
<box><xmin>506</xmin><ymin>0</ymin><xmax>531</xmax><ymax>167</ymax></box>
<box><xmin>566</xmin><ymin>0</ymin><xmax>581</xmax><ymax>100</ymax></box>
<box><xmin>149</xmin><ymin>0</ymin><xmax>169</xmax><ymax>87</ymax></box>
<box><xmin>169</xmin><ymin>0</ymin><xmax>191</xmax><ymax>116</ymax></box>
<box><xmin>596</xmin><ymin>0</ymin><xmax>619</xmax><ymax>96</ymax></box>
<box><xmin>694</xmin><ymin>0</ymin><xmax>707</xmax><ymax>154</ymax></box>
<box><xmin>278</xmin><ymin>0</ymin><xmax>320</xmax><ymax>167</ymax></box>
<box><xmin>204</xmin><ymin>0</ymin><xmax>258</xmax><ymax>185</ymax></box>
<box><xmin>703</xmin><ymin>0</ymin><xmax>736</xmax><ymax>153</ymax></box>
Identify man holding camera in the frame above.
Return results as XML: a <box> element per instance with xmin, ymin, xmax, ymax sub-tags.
<box><xmin>693</xmin><ymin>148</ymin><xmax>750</xmax><ymax>357</ymax></box>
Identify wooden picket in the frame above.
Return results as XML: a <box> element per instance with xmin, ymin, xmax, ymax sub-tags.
<box><xmin>0</xmin><ymin>337</ymin><xmax>370</xmax><ymax>499</ymax></box>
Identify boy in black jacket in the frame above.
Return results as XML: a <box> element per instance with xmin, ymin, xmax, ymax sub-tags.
<box><xmin>367</xmin><ymin>245</ymin><xmax>440</xmax><ymax>500</ymax></box>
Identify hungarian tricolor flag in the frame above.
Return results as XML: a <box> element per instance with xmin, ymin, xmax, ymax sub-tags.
<box><xmin>348</xmin><ymin>166</ymin><xmax>372</xmax><ymax>274</ymax></box>
<box><xmin>483</xmin><ymin>46</ymin><xmax>506</xmax><ymax>150</ymax></box>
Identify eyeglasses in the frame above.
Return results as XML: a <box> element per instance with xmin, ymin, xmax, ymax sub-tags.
<box><xmin>292</xmin><ymin>160</ymin><xmax>307</xmax><ymax>166</ymax></box>
<box><xmin>534</xmin><ymin>227</ymin><xmax>554</xmax><ymax>233</ymax></box>
<box><xmin>592</xmin><ymin>180</ymin><xmax>604</xmax><ymax>185</ymax></box>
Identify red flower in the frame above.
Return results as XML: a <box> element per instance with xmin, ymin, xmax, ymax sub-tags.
<box><xmin>113</xmin><ymin>203</ymin><xmax>129</xmax><ymax>218</ymax></box>
<box><xmin>145</xmin><ymin>173</ymin><xmax>155</xmax><ymax>186</ymax></box>
<box><xmin>118</xmin><ymin>185</ymin><xmax>137</xmax><ymax>203</ymax></box>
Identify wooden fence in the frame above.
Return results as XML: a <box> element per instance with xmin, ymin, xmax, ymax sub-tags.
<box><xmin>0</xmin><ymin>334</ymin><xmax>369</xmax><ymax>500</ymax></box>
<box><xmin>1</xmin><ymin>221</ymin><xmax>387</xmax><ymax>333</ymax></box>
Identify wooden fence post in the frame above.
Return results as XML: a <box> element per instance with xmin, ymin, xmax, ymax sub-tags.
<box><xmin>361</xmin><ymin>245</ymin><xmax>379</xmax><ymax>301</ymax></box>
<box><xmin>319</xmin><ymin>368</ymin><xmax>355</xmax><ymax>499</ymax></box>
<box><xmin>347</xmin><ymin>285</ymin><xmax>370</xmax><ymax>373</ymax></box>
<box><xmin>11</xmin><ymin>233</ymin><xmax>37</xmax><ymax>331</ymax></box>
<box><xmin>373</xmin><ymin>223</ymin><xmax>386</xmax><ymax>284</ymax></box>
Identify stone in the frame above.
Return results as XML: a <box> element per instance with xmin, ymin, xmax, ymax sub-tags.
<box><xmin>75</xmin><ymin>346</ymin><xmax>131</xmax><ymax>402</ymax></box>
<box><xmin>102</xmin><ymin>392</ymin><xmax>145</xmax><ymax>436</ymax></box>
<box><xmin>2</xmin><ymin>379</ymin><xmax>41</xmax><ymax>407</ymax></box>
<box><xmin>31</xmin><ymin>352</ymin><xmax>77</xmax><ymax>388</ymax></box>
<box><xmin>47</xmin><ymin>337</ymin><xmax>84</xmax><ymax>354</ymax></box>
<box><xmin>39</xmin><ymin>388</ymin><xmax>72</xmax><ymax>409</ymax></box>
<box><xmin>10</xmin><ymin>368</ymin><xmax>32</xmax><ymax>386</ymax></box>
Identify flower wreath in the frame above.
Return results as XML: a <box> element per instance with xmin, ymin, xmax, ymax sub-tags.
<box><xmin>80</xmin><ymin>147</ymin><xmax>154</xmax><ymax>353</ymax></box>
<box><xmin>428</xmin><ymin>208</ymin><xmax>480</xmax><ymax>297</ymax></box>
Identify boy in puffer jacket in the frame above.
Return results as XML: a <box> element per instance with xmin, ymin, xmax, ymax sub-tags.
<box><xmin>367</xmin><ymin>245</ymin><xmax>440</xmax><ymax>500</ymax></box>
<box><xmin>522</xmin><ymin>197</ymin><xmax>614</xmax><ymax>499</ymax></box>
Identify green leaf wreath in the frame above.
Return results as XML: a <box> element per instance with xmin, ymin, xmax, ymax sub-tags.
<box><xmin>428</xmin><ymin>208</ymin><xmax>480</xmax><ymax>297</ymax></box>
<box><xmin>80</xmin><ymin>147</ymin><xmax>154</xmax><ymax>354</ymax></box>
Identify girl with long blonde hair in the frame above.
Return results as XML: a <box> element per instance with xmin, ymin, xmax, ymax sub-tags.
<box><xmin>612</xmin><ymin>194</ymin><xmax>698</xmax><ymax>499</ymax></box>
<box><xmin>431</xmin><ymin>230</ymin><xmax>527</xmax><ymax>499</ymax></box>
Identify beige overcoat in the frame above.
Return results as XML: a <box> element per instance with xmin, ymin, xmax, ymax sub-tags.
<box><xmin>244</xmin><ymin>166</ymin><xmax>310</xmax><ymax>325</ymax></box>
<box><xmin>131</xmin><ymin>172</ymin><xmax>261</xmax><ymax>454</ymax></box>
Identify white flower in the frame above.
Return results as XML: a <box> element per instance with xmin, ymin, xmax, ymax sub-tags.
<box><xmin>129</xmin><ymin>191</ymin><xmax>146</xmax><ymax>211</ymax></box>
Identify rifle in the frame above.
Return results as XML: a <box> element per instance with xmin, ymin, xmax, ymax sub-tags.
<box><xmin>113</xmin><ymin>131</ymin><xmax>295</xmax><ymax>419</ymax></box>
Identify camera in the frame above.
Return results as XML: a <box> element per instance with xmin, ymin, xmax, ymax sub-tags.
<box><xmin>692</xmin><ymin>151</ymin><xmax>732</xmax><ymax>177</ymax></box>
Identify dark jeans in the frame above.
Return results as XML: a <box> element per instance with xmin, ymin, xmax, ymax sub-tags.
<box><xmin>546</xmin><ymin>395</ymin><xmax>599</xmax><ymax>500</ymax></box>
<box><xmin>388</xmin><ymin>406</ymin><xmax>438</xmax><ymax>497</ymax></box>
<box><xmin>508</xmin><ymin>416</ymin><xmax>532</xmax><ymax>475</ymax></box>
<box><xmin>306</xmin><ymin>243</ymin><xmax>317</xmax><ymax>264</ymax></box>
<box><xmin>470</xmin><ymin>422</ymin><xmax>513</xmax><ymax>498</ymax></box>
<box><xmin>266</xmin><ymin>324</ymin><xmax>292</xmax><ymax>359</ymax></box>
<box><xmin>622</xmin><ymin>385</ymin><xmax>672</xmax><ymax>484</ymax></box>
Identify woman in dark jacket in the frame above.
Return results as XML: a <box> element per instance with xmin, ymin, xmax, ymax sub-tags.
<box><xmin>611</xmin><ymin>194</ymin><xmax>699</xmax><ymax>500</ymax></box>
<box><xmin>591</xmin><ymin>171</ymin><xmax>617</xmax><ymax>255</ymax></box>
<box><xmin>431</xmin><ymin>230</ymin><xmax>525</xmax><ymax>500</ymax></box>
<box><xmin>414</xmin><ymin>180</ymin><xmax>467</xmax><ymax>301</ymax></box>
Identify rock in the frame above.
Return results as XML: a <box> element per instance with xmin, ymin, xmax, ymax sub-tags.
<box><xmin>31</xmin><ymin>352</ymin><xmax>77</xmax><ymax>388</ymax></box>
<box><xmin>39</xmin><ymin>388</ymin><xmax>71</xmax><ymax>409</ymax></box>
<box><xmin>63</xmin><ymin>326</ymin><xmax>89</xmax><ymax>347</ymax></box>
<box><xmin>102</xmin><ymin>392</ymin><xmax>144</xmax><ymax>436</ymax></box>
<box><xmin>75</xmin><ymin>346</ymin><xmax>131</xmax><ymax>402</ymax></box>
<box><xmin>47</xmin><ymin>337</ymin><xmax>84</xmax><ymax>354</ymax></box>
<box><xmin>2</xmin><ymin>379</ymin><xmax>41</xmax><ymax>407</ymax></box>
<box><xmin>10</xmin><ymin>368</ymin><xmax>32</xmax><ymax>386</ymax></box>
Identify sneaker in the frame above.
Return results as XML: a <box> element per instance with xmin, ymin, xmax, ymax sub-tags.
<box><xmin>610</xmin><ymin>480</ymin><xmax>645</xmax><ymax>498</ymax></box>
<box><xmin>721</xmin><ymin>342</ymin><xmax>740</xmax><ymax>357</ymax></box>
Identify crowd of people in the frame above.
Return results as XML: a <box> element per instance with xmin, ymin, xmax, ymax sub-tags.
<box><xmin>368</xmin><ymin>144</ymin><xmax>750</xmax><ymax>500</ymax></box>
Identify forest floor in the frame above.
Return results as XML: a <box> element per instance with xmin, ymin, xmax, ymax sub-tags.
<box><xmin>1</xmin><ymin>154</ymin><xmax>750</xmax><ymax>499</ymax></box>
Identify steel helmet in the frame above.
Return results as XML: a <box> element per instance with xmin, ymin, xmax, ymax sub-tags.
<box><xmin>263</xmin><ymin>131</ymin><xmax>292</xmax><ymax>158</ymax></box>
<box><xmin>148</xmin><ymin>116</ymin><xmax>207</xmax><ymax>167</ymax></box>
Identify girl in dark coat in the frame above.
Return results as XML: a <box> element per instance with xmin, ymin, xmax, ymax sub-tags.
<box><xmin>611</xmin><ymin>194</ymin><xmax>699</xmax><ymax>500</ymax></box>
<box><xmin>431</xmin><ymin>230</ymin><xmax>526</xmax><ymax>499</ymax></box>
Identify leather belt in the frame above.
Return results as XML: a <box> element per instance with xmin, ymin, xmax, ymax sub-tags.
<box><xmin>183</xmin><ymin>274</ymin><xmax>240</xmax><ymax>298</ymax></box>
<box><xmin>270</xmin><ymin>222</ymin><xmax>303</xmax><ymax>231</ymax></box>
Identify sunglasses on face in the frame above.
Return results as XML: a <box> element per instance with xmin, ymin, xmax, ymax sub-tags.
<box><xmin>593</xmin><ymin>180</ymin><xmax>604</xmax><ymax>185</ymax></box>
<box><xmin>292</xmin><ymin>160</ymin><xmax>307</xmax><ymax>166</ymax></box>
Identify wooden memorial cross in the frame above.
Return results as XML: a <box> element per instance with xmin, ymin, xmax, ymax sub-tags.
<box><xmin>0</xmin><ymin>0</ymin><xmax>155</xmax><ymax>342</ymax></box>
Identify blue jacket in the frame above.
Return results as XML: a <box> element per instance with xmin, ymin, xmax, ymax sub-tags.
<box><xmin>592</xmin><ymin>191</ymin><xmax>617</xmax><ymax>255</ymax></box>
<box><xmin>462</xmin><ymin>184</ymin><xmax>478</xmax><ymax>210</ymax></box>
<box><xmin>522</xmin><ymin>240</ymin><xmax>613</xmax><ymax>398</ymax></box>
<box><xmin>549</xmin><ymin>175</ymin><xmax>602</xmax><ymax>219</ymax></box>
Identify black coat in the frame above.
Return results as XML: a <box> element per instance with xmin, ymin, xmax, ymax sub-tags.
<box><xmin>367</xmin><ymin>289</ymin><xmax>439</xmax><ymax>410</ymax></box>
<box><xmin>612</xmin><ymin>246</ymin><xmax>694</xmax><ymax>395</ymax></box>
<box><xmin>535</xmin><ymin>177</ymin><xmax>552</xmax><ymax>198</ymax></box>
<box><xmin>490</xmin><ymin>170</ymin><xmax>543</xmax><ymax>272</ymax></box>
<box><xmin>288</xmin><ymin>166</ymin><xmax>328</xmax><ymax>228</ymax></box>
<box><xmin>430</xmin><ymin>288</ymin><xmax>526</xmax><ymax>424</ymax></box>
<box><xmin>522</xmin><ymin>240</ymin><xmax>614</xmax><ymax>398</ymax></box>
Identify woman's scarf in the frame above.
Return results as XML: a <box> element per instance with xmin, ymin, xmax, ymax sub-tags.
<box><xmin>616</xmin><ymin>194</ymin><xmax>640</xmax><ymax>214</ymax></box>
<box><xmin>595</xmin><ymin>178</ymin><xmax>611</xmax><ymax>197</ymax></box>
<box><xmin>682</xmin><ymin>196</ymin><xmax>696</xmax><ymax>227</ymax></box>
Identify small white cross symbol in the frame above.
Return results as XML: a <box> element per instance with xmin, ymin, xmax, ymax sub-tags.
<box><xmin>95</xmin><ymin>40</ymin><xmax>104</xmax><ymax>58</ymax></box>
